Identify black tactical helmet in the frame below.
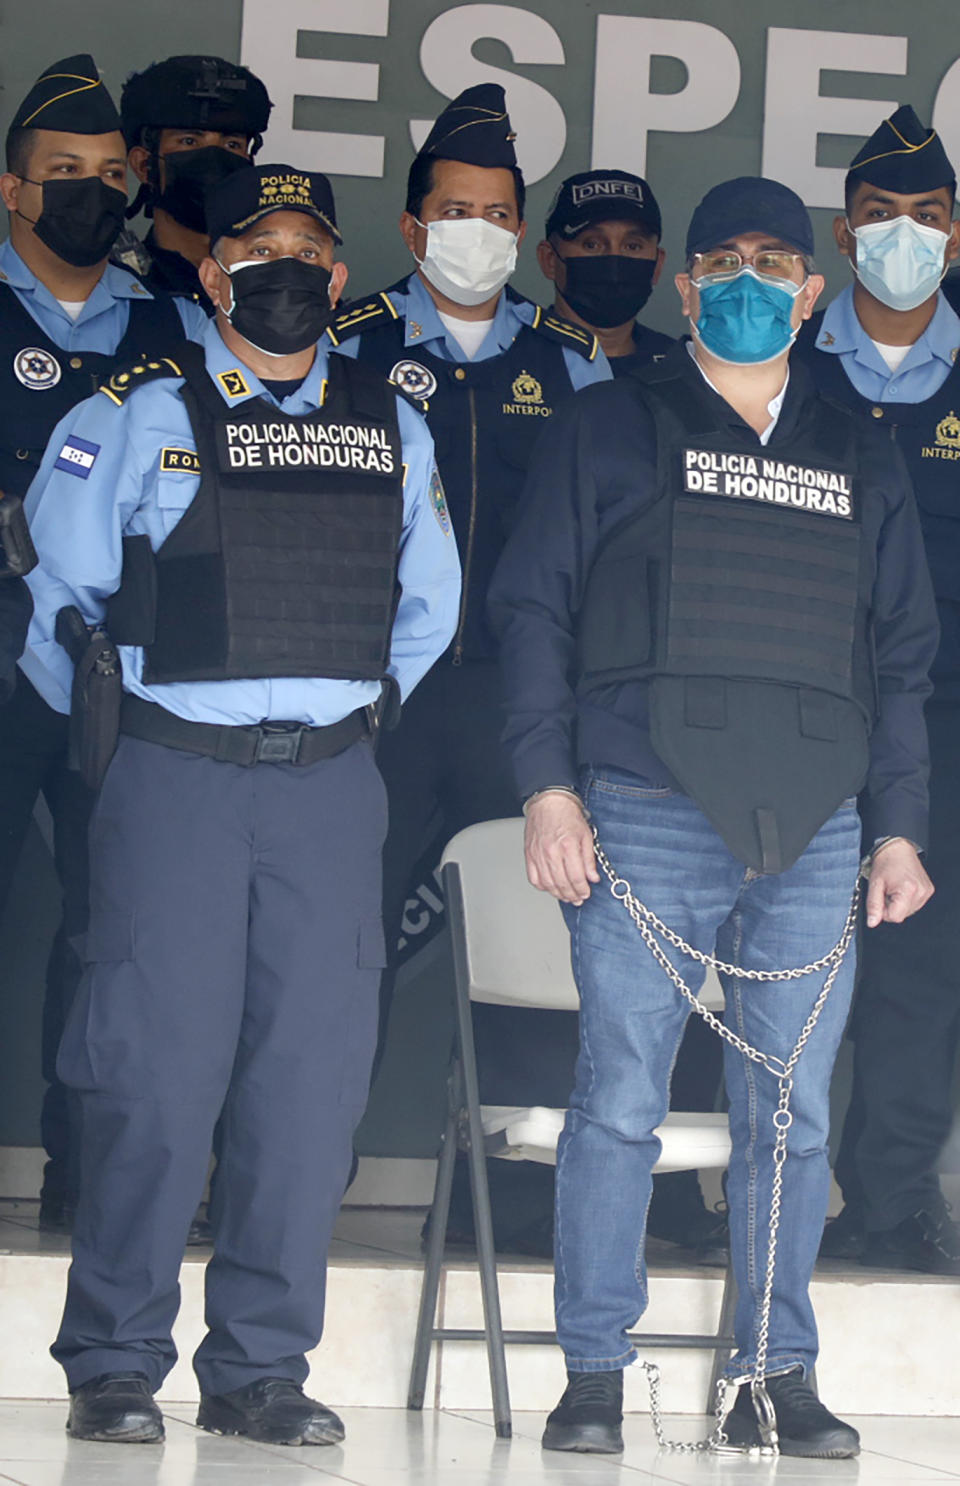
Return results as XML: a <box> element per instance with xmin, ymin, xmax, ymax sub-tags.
<box><xmin>121</xmin><ymin>55</ymin><xmax>272</xmax><ymax>153</ymax></box>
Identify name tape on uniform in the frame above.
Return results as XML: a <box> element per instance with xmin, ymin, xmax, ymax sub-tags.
<box><xmin>55</xmin><ymin>435</ymin><xmax>100</xmax><ymax>480</ymax></box>
<box><xmin>682</xmin><ymin>450</ymin><xmax>853</xmax><ymax>519</ymax></box>
<box><xmin>217</xmin><ymin>420</ymin><xmax>396</xmax><ymax>475</ymax></box>
<box><xmin>160</xmin><ymin>447</ymin><xmax>201</xmax><ymax>475</ymax></box>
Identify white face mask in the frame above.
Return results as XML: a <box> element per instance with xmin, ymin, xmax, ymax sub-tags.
<box><xmin>414</xmin><ymin>217</ymin><xmax>518</xmax><ymax>307</ymax></box>
<box><xmin>849</xmin><ymin>214</ymin><xmax>950</xmax><ymax>312</ymax></box>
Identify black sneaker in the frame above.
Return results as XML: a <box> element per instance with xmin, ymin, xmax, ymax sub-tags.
<box><xmin>67</xmin><ymin>1373</ymin><xmax>164</xmax><ymax>1443</ymax></box>
<box><xmin>721</xmin><ymin>1368</ymin><xmax>859</xmax><ymax>1458</ymax></box>
<box><xmin>197</xmin><ymin>1377</ymin><xmax>344</xmax><ymax>1445</ymax></box>
<box><xmin>861</xmin><ymin>1197</ymin><xmax>960</xmax><ymax>1276</ymax></box>
<box><xmin>541</xmin><ymin>1369</ymin><xmax>623</xmax><ymax>1453</ymax></box>
<box><xmin>819</xmin><ymin>1203</ymin><xmax>866</xmax><ymax>1261</ymax></box>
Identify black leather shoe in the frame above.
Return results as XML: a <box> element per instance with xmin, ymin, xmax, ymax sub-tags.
<box><xmin>819</xmin><ymin>1203</ymin><xmax>865</xmax><ymax>1261</ymax></box>
<box><xmin>67</xmin><ymin>1373</ymin><xmax>164</xmax><ymax>1443</ymax></box>
<box><xmin>861</xmin><ymin>1198</ymin><xmax>960</xmax><ymax>1275</ymax></box>
<box><xmin>186</xmin><ymin>1210</ymin><xmax>212</xmax><ymax>1246</ymax></box>
<box><xmin>197</xmin><ymin>1378</ymin><xmax>344</xmax><ymax>1445</ymax></box>
<box><xmin>721</xmin><ymin>1368</ymin><xmax>859</xmax><ymax>1458</ymax></box>
<box><xmin>541</xmin><ymin>1370</ymin><xmax>623</xmax><ymax>1453</ymax></box>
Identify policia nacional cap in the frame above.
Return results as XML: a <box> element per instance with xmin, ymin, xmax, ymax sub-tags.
<box><xmin>416</xmin><ymin>83</ymin><xmax>517</xmax><ymax>169</ymax></box>
<box><xmin>121</xmin><ymin>55</ymin><xmax>272</xmax><ymax>151</ymax></box>
<box><xmin>9</xmin><ymin>54</ymin><xmax>122</xmax><ymax>135</ymax></box>
<box><xmin>846</xmin><ymin>104</ymin><xmax>956</xmax><ymax>194</ymax></box>
<box><xmin>205</xmin><ymin>163</ymin><xmax>342</xmax><ymax>245</ymax></box>
<box><xmin>546</xmin><ymin>169</ymin><xmax>662</xmax><ymax>241</ymax></box>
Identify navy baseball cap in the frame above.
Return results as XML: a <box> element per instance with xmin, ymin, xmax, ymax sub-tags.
<box><xmin>206</xmin><ymin>163</ymin><xmax>342</xmax><ymax>245</ymax></box>
<box><xmin>546</xmin><ymin>169</ymin><xmax>662</xmax><ymax>240</ymax></box>
<box><xmin>686</xmin><ymin>177</ymin><xmax>814</xmax><ymax>260</ymax></box>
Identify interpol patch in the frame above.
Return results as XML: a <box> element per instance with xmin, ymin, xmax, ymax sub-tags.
<box><xmin>160</xmin><ymin>447</ymin><xmax>201</xmax><ymax>474</ymax></box>
<box><xmin>218</xmin><ymin>368</ymin><xmax>251</xmax><ymax>399</ymax></box>
<box><xmin>682</xmin><ymin>449</ymin><xmax>854</xmax><ymax>519</ymax></box>
<box><xmin>55</xmin><ymin>435</ymin><xmax>100</xmax><ymax>479</ymax></box>
<box><xmin>429</xmin><ymin>465</ymin><xmax>450</xmax><ymax>534</ymax></box>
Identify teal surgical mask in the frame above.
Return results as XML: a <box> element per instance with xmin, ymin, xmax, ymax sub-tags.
<box><xmin>694</xmin><ymin>268</ymin><xmax>803</xmax><ymax>365</ymax></box>
<box><xmin>849</xmin><ymin>214</ymin><xmax>949</xmax><ymax>312</ymax></box>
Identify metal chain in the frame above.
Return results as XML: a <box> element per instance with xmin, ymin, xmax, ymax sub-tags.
<box><xmin>591</xmin><ymin>828</ymin><xmax>861</xmax><ymax>1455</ymax></box>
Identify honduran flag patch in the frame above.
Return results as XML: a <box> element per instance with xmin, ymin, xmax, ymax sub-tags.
<box><xmin>55</xmin><ymin>435</ymin><xmax>100</xmax><ymax>479</ymax></box>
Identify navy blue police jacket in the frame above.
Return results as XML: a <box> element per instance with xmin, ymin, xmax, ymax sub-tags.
<box><xmin>487</xmin><ymin>342</ymin><xmax>939</xmax><ymax>850</ymax></box>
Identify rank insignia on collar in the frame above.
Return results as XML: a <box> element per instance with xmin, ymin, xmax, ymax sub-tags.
<box><xmin>218</xmin><ymin>368</ymin><xmax>251</xmax><ymax>399</ymax></box>
<box><xmin>409</xmin><ymin>321</ymin><xmax>422</xmax><ymax>339</ymax></box>
<box><xmin>820</xmin><ymin>331</ymin><xmax>835</xmax><ymax>346</ymax></box>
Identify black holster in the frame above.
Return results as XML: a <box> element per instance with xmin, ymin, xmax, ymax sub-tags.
<box><xmin>55</xmin><ymin>605</ymin><xmax>122</xmax><ymax>790</ymax></box>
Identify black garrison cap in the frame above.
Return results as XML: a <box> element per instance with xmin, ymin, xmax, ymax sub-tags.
<box><xmin>10</xmin><ymin>54</ymin><xmax>122</xmax><ymax>135</ymax></box>
<box><xmin>121</xmin><ymin>55</ymin><xmax>272</xmax><ymax>150</ymax></box>
<box><xmin>686</xmin><ymin>176</ymin><xmax>815</xmax><ymax>259</ymax></box>
<box><xmin>546</xmin><ymin>169</ymin><xmax>662</xmax><ymax>240</ymax></box>
<box><xmin>416</xmin><ymin>83</ymin><xmax>517</xmax><ymax>169</ymax></box>
<box><xmin>847</xmin><ymin>104</ymin><xmax>956</xmax><ymax>194</ymax></box>
<box><xmin>206</xmin><ymin>163</ymin><xmax>341</xmax><ymax>245</ymax></box>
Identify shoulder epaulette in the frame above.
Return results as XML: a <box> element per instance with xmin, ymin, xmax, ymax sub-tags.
<box><xmin>327</xmin><ymin>292</ymin><xmax>400</xmax><ymax>346</ymax></box>
<box><xmin>529</xmin><ymin>307</ymin><xmax>601</xmax><ymax>362</ymax></box>
<box><xmin>98</xmin><ymin>356</ymin><xmax>185</xmax><ymax>406</ymax></box>
<box><xmin>387</xmin><ymin>379</ymin><xmax>429</xmax><ymax>416</ymax></box>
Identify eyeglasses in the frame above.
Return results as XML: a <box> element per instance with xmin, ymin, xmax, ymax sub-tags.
<box><xmin>691</xmin><ymin>249</ymin><xmax>806</xmax><ymax>283</ymax></box>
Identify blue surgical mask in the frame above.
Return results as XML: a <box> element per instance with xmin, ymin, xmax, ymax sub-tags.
<box><xmin>849</xmin><ymin>214</ymin><xmax>949</xmax><ymax>312</ymax></box>
<box><xmin>694</xmin><ymin>268</ymin><xmax>802</xmax><ymax>365</ymax></box>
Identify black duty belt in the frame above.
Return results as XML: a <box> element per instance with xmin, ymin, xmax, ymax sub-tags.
<box><xmin>120</xmin><ymin>693</ymin><xmax>370</xmax><ymax>766</ymax></box>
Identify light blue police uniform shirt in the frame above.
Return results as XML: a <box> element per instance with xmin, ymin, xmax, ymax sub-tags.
<box><xmin>23</xmin><ymin>318</ymin><xmax>461</xmax><ymax>726</ymax></box>
<box><xmin>335</xmin><ymin>271</ymin><xmax>612</xmax><ymax>388</ymax></box>
<box><xmin>815</xmin><ymin>284</ymin><xmax>960</xmax><ymax>404</ymax></box>
<box><xmin>0</xmin><ymin>239</ymin><xmax>208</xmax><ymax>345</ymax></box>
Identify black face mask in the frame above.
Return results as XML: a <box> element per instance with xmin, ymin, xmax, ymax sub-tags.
<box><xmin>156</xmin><ymin>147</ymin><xmax>248</xmax><ymax>233</ymax></box>
<box><xmin>19</xmin><ymin>175</ymin><xmax>127</xmax><ymax>268</ymax></box>
<box><xmin>559</xmin><ymin>253</ymin><xmax>657</xmax><ymax>328</ymax></box>
<box><xmin>221</xmin><ymin>256</ymin><xmax>335</xmax><ymax>356</ymax></box>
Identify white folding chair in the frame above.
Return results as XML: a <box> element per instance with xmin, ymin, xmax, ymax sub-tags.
<box><xmin>407</xmin><ymin>818</ymin><xmax>735</xmax><ymax>1438</ymax></box>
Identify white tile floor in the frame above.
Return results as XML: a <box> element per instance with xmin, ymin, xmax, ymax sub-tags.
<box><xmin>0</xmin><ymin>1403</ymin><xmax>959</xmax><ymax>1485</ymax></box>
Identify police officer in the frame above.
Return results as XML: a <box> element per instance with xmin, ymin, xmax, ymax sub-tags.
<box><xmin>0</xmin><ymin>55</ymin><xmax>205</xmax><ymax>1232</ymax></box>
<box><xmin>489</xmin><ymin>177</ymin><xmax>936</xmax><ymax>1459</ymax></box>
<box><xmin>114</xmin><ymin>54</ymin><xmax>272</xmax><ymax>303</ymax></box>
<box><xmin>795</xmin><ymin>108</ymin><xmax>960</xmax><ymax>1276</ymax></box>
<box><xmin>333</xmin><ymin>87</ymin><xmax>610</xmax><ymax>1243</ymax></box>
<box><xmin>537</xmin><ymin>169</ymin><xmax>674</xmax><ymax>375</ymax></box>
<box><xmin>23</xmin><ymin>162</ymin><xmax>459</xmax><ymax>1445</ymax></box>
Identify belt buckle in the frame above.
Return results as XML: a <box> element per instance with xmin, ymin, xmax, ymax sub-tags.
<box><xmin>255</xmin><ymin>722</ymin><xmax>305</xmax><ymax>764</ymax></box>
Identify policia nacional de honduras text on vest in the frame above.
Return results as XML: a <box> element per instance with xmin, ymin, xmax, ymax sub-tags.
<box><xmin>0</xmin><ymin>283</ymin><xmax>187</xmax><ymax>497</ymax></box>
<box><xmin>798</xmin><ymin>310</ymin><xmax>960</xmax><ymax>701</ymax></box>
<box><xmin>330</xmin><ymin>284</ymin><xmax>599</xmax><ymax>662</ymax></box>
<box><xmin>577</xmin><ymin>350</ymin><xmax>879</xmax><ymax>875</ymax></box>
<box><xmin>105</xmin><ymin>343</ymin><xmax>405</xmax><ymax>685</ymax></box>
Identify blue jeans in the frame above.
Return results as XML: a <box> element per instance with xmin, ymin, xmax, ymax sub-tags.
<box><xmin>555</xmin><ymin>767</ymin><xmax>861</xmax><ymax>1379</ymax></box>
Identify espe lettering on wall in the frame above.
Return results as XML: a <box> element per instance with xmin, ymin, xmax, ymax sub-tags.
<box><xmin>239</xmin><ymin>2</ymin><xmax>960</xmax><ymax>209</ymax></box>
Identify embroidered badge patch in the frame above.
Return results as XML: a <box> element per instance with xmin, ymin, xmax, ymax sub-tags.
<box><xmin>160</xmin><ymin>447</ymin><xmax>201</xmax><ymax>474</ymax></box>
<box><xmin>429</xmin><ymin>464</ymin><xmax>450</xmax><ymax>534</ymax></box>
<box><xmin>55</xmin><ymin>435</ymin><xmax>100</xmax><ymax>479</ymax></box>
<box><xmin>218</xmin><ymin>368</ymin><xmax>251</xmax><ymax>399</ymax></box>
<box><xmin>390</xmin><ymin>358</ymin><xmax>438</xmax><ymax>401</ymax></box>
<box><xmin>14</xmin><ymin>347</ymin><xmax>62</xmax><ymax>390</ymax></box>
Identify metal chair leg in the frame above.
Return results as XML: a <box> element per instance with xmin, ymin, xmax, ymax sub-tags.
<box><xmin>408</xmin><ymin>1101</ymin><xmax>458</xmax><ymax>1411</ymax></box>
<box><xmin>464</xmin><ymin>1119</ymin><xmax>512</xmax><ymax>1438</ymax></box>
<box><xmin>706</xmin><ymin>1256</ymin><xmax>738</xmax><ymax>1413</ymax></box>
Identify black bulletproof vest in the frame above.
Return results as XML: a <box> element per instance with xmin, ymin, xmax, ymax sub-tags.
<box><xmin>0</xmin><ymin>280</ymin><xmax>187</xmax><ymax>495</ymax></box>
<box><xmin>350</xmin><ymin>294</ymin><xmax>588</xmax><ymax>660</ymax></box>
<box><xmin>796</xmin><ymin>315</ymin><xmax>960</xmax><ymax>693</ymax></box>
<box><xmin>110</xmin><ymin>347</ymin><xmax>405</xmax><ymax>685</ymax></box>
<box><xmin>578</xmin><ymin>361</ymin><xmax>877</xmax><ymax>873</ymax></box>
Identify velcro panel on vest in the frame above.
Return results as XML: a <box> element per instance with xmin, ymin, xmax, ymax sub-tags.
<box><xmin>650</xmin><ymin>675</ymin><xmax>870</xmax><ymax>873</ymax></box>
<box><xmin>665</xmin><ymin>499</ymin><xmax>861</xmax><ymax>693</ymax></box>
<box><xmin>105</xmin><ymin>534</ymin><xmax>158</xmax><ymax>646</ymax></box>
